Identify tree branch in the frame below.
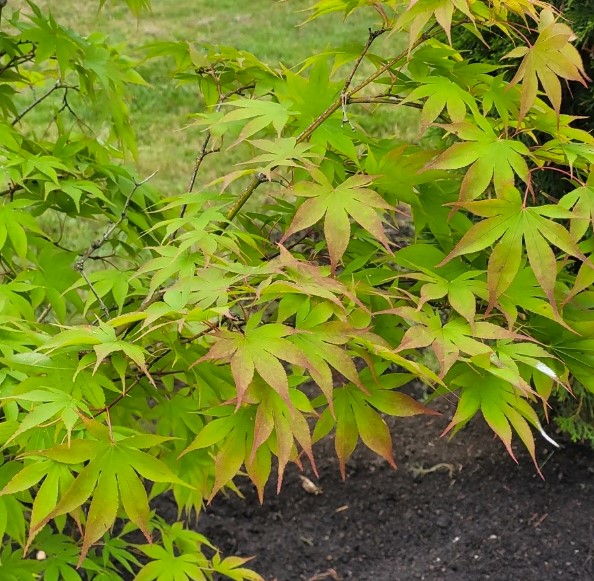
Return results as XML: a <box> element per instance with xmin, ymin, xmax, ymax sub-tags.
<box><xmin>177</xmin><ymin>82</ymin><xmax>256</xmax><ymax>225</ymax></box>
<box><xmin>69</xmin><ymin>171</ymin><xmax>157</xmax><ymax>322</ymax></box>
<box><xmin>12</xmin><ymin>80</ymin><xmax>65</xmax><ymax>126</ymax></box>
<box><xmin>225</xmin><ymin>27</ymin><xmax>437</xmax><ymax>223</ymax></box>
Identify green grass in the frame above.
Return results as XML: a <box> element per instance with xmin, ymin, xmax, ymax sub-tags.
<box><xmin>13</xmin><ymin>0</ymin><xmax>418</xmax><ymax>194</ymax></box>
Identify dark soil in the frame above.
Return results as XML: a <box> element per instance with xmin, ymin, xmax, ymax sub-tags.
<box><xmin>159</xmin><ymin>393</ymin><xmax>594</xmax><ymax>581</ymax></box>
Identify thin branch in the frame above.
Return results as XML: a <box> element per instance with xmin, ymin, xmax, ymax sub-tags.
<box><xmin>177</xmin><ymin>82</ymin><xmax>256</xmax><ymax>226</ymax></box>
<box><xmin>93</xmin><ymin>326</ymin><xmax>214</xmax><ymax>417</ymax></box>
<box><xmin>225</xmin><ymin>172</ymin><xmax>269</xmax><ymax>223</ymax></box>
<box><xmin>12</xmin><ymin>80</ymin><xmax>64</xmax><ymax>126</ymax></box>
<box><xmin>0</xmin><ymin>52</ymin><xmax>34</xmax><ymax>77</ymax></box>
<box><xmin>225</xmin><ymin>27</ymin><xmax>436</xmax><ymax>223</ymax></box>
<box><xmin>342</xmin><ymin>28</ymin><xmax>387</xmax><ymax>94</ymax></box>
<box><xmin>79</xmin><ymin>170</ymin><xmax>158</xmax><ymax>266</ymax></box>
<box><xmin>80</xmin><ymin>269</ymin><xmax>110</xmax><ymax>318</ymax></box>
<box><xmin>348</xmin><ymin>95</ymin><xmax>404</xmax><ymax>105</ymax></box>
<box><xmin>71</xmin><ymin>171</ymin><xmax>157</xmax><ymax>322</ymax></box>
<box><xmin>184</xmin><ymin>137</ymin><xmax>217</xmax><ymax>205</ymax></box>
<box><xmin>36</xmin><ymin>304</ymin><xmax>53</xmax><ymax>324</ymax></box>
<box><xmin>340</xmin><ymin>28</ymin><xmax>386</xmax><ymax>128</ymax></box>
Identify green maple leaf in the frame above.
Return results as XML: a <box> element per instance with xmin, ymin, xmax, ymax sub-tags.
<box><xmin>444</xmin><ymin>369</ymin><xmax>556</xmax><ymax>474</ymax></box>
<box><xmin>181</xmin><ymin>386</ymin><xmax>315</xmax><ymax>499</ymax></box>
<box><xmin>366</xmin><ymin>144</ymin><xmax>442</xmax><ymax>206</ymax></box>
<box><xmin>314</xmin><ymin>368</ymin><xmax>439</xmax><ymax>478</ymax></box>
<box><xmin>417</xmin><ymin>270</ymin><xmax>485</xmax><ymax>328</ymax></box>
<box><xmin>135</xmin><ymin>545</ymin><xmax>208</xmax><ymax>581</ymax></box>
<box><xmin>395</xmin><ymin>307</ymin><xmax>515</xmax><ymax>377</ymax></box>
<box><xmin>396</xmin><ymin>0</ymin><xmax>474</xmax><ymax>49</ymax></box>
<box><xmin>559</xmin><ymin>176</ymin><xmax>594</xmax><ymax>242</ymax></box>
<box><xmin>18</xmin><ymin>422</ymin><xmax>189</xmax><ymax>564</ymax></box>
<box><xmin>281</xmin><ymin>174</ymin><xmax>394</xmax><ymax>273</ymax></box>
<box><xmin>505</xmin><ymin>8</ymin><xmax>590</xmax><ymax>121</ymax></box>
<box><xmin>249</xmin><ymin>388</ymin><xmax>316</xmax><ymax>494</ymax></box>
<box><xmin>292</xmin><ymin>322</ymin><xmax>364</xmax><ymax>408</ymax></box>
<box><xmin>481</xmin><ymin>74</ymin><xmax>521</xmax><ymax>127</ymax></box>
<box><xmin>403</xmin><ymin>75</ymin><xmax>477</xmax><ymax>126</ymax></box>
<box><xmin>217</xmin><ymin>98</ymin><xmax>296</xmax><ymax>144</ymax></box>
<box><xmin>239</xmin><ymin>137</ymin><xmax>319</xmax><ymax>179</ymax></box>
<box><xmin>439</xmin><ymin>187</ymin><xmax>592</xmax><ymax>317</ymax></box>
<box><xmin>425</xmin><ymin>120</ymin><xmax>530</xmax><ymax>200</ymax></box>
<box><xmin>1</xmin><ymin>388</ymin><xmax>87</xmax><ymax>446</ymax></box>
<box><xmin>395</xmin><ymin>243</ymin><xmax>487</xmax><ymax>327</ymax></box>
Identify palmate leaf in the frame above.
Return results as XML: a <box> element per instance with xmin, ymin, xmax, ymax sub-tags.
<box><xmin>425</xmin><ymin>120</ymin><xmax>530</xmax><ymax>200</ymax></box>
<box><xmin>403</xmin><ymin>75</ymin><xmax>477</xmax><ymax>126</ymax></box>
<box><xmin>394</xmin><ymin>306</ymin><xmax>519</xmax><ymax>377</ymax></box>
<box><xmin>192</xmin><ymin>315</ymin><xmax>310</xmax><ymax>407</ymax></box>
<box><xmin>396</xmin><ymin>0</ymin><xmax>474</xmax><ymax>49</ymax></box>
<box><xmin>264</xmin><ymin>245</ymin><xmax>360</xmax><ymax>310</ymax></box>
<box><xmin>0</xmin><ymin>388</ymin><xmax>90</xmax><ymax>447</ymax></box>
<box><xmin>440</xmin><ymin>187</ymin><xmax>593</xmax><ymax>317</ymax></box>
<box><xmin>238</xmin><ymin>137</ymin><xmax>320</xmax><ymax>180</ymax></box>
<box><xmin>366</xmin><ymin>144</ymin><xmax>443</xmax><ymax>206</ymax></box>
<box><xmin>314</xmin><ymin>370</ymin><xmax>439</xmax><ymax>478</ymax></box>
<box><xmin>281</xmin><ymin>174</ymin><xmax>394</xmax><ymax>273</ymax></box>
<box><xmin>13</xmin><ymin>424</ymin><xmax>190</xmax><ymax>564</ymax></box>
<box><xmin>505</xmin><ymin>8</ymin><xmax>590</xmax><ymax>121</ymax></box>
<box><xmin>412</xmin><ymin>269</ymin><xmax>486</xmax><ymax>328</ymax></box>
<box><xmin>214</xmin><ymin>98</ymin><xmax>296</xmax><ymax>145</ymax></box>
<box><xmin>291</xmin><ymin>321</ymin><xmax>364</xmax><ymax>409</ymax></box>
<box><xmin>180</xmin><ymin>386</ymin><xmax>315</xmax><ymax>500</ymax></box>
<box><xmin>0</xmin><ymin>461</ymin><xmax>74</xmax><ymax>546</ymax></box>
<box><xmin>249</xmin><ymin>388</ymin><xmax>316</xmax><ymax>494</ymax></box>
<box><xmin>443</xmin><ymin>368</ymin><xmax>556</xmax><ymax>474</ymax></box>
<box><xmin>558</xmin><ymin>178</ymin><xmax>594</xmax><ymax>242</ymax></box>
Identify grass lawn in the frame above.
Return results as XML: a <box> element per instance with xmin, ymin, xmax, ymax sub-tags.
<box><xmin>12</xmin><ymin>1</ymin><xmax>418</xmax><ymax>194</ymax></box>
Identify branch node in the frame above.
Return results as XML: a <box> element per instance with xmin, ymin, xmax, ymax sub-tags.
<box><xmin>341</xmin><ymin>92</ymin><xmax>355</xmax><ymax>131</ymax></box>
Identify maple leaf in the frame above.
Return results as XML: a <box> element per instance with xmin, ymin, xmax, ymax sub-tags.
<box><xmin>443</xmin><ymin>369</ymin><xmax>552</xmax><ymax>474</ymax></box>
<box><xmin>394</xmin><ymin>307</ymin><xmax>513</xmax><ymax>377</ymax></box>
<box><xmin>505</xmin><ymin>8</ymin><xmax>590</xmax><ymax>121</ymax></box>
<box><xmin>313</xmin><ymin>369</ymin><xmax>439</xmax><ymax>478</ymax></box>
<box><xmin>218</xmin><ymin>98</ymin><xmax>296</xmax><ymax>144</ymax></box>
<box><xmin>366</xmin><ymin>144</ymin><xmax>443</xmax><ymax>206</ymax></box>
<box><xmin>281</xmin><ymin>174</ymin><xmax>394</xmax><ymax>273</ymax></box>
<box><xmin>403</xmin><ymin>75</ymin><xmax>477</xmax><ymax>126</ymax></box>
<box><xmin>395</xmin><ymin>241</ymin><xmax>487</xmax><ymax>328</ymax></box>
<box><xmin>425</xmin><ymin>120</ymin><xmax>530</xmax><ymax>200</ymax></box>
<box><xmin>396</xmin><ymin>0</ymin><xmax>474</xmax><ymax>49</ymax></box>
<box><xmin>12</xmin><ymin>423</ymin><xmax>189</xmax><ymax>563</ymax></box>
<box><xmin>239</xmin><ymin>137</ymin><xmax>320</xmax><ymax>180</ymax></box>
<box><xmin>558</xmin><ymin>175</ymin><xmax>594</xmax><ymax>242</ymax></box>
<box><xmin>416</xmin><ymin>270</ymin><xmax>486</xmax><ymax>328</ymax></box>
<box><xmin>291</xmin><ymin>321</ymin><xmax>365</xmax><ymax>409</ymax></box>
<box><xmin>192</xmin><ymin>314</ymin><xmax>310</xmax><ymax>407</ymax></box>
<box><xmin>439</xmin><ymin>187</ymin><xmax>593</xmax><ymax>319</ymax></box>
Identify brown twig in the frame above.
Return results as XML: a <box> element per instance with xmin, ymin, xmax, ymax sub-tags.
<box><xmin>176</xmin><ymin>82</ymin><xmax>256</xmax><ymax>227</ymax></box>
<box><xmin>225</xmin><ymin>27</ymin><xmax>437</xmax><ymax>223</ymax></box>
<box><xmin>93</xmin><ymin>326</ymin><xmax>214</xmax><ymax>417</ymax></box>
<box><xmin>70</xmin><ymin>171</ymin><xmax>157</xmax><ymax>321</ymax></box>
<box><xmin>340</xmin><ymin>28</ymin><xmax>387</xmax><ymax>128</ymax></box>
<box><xmin>12</xmin><ymin>80</ymin><xmax>65</xmax><ymax>126</ymax></box>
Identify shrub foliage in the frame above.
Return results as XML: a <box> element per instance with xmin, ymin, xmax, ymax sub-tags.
<box><xmin>1</xmin><ymin>0</ymin><xmax>594</xmax><ymax>578</ymax></box>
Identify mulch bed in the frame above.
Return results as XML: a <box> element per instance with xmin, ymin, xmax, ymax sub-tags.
<box><xmin>161</xmin><ymin>389</ymin><xmax>594</xmax><ymax>581</ymax></box>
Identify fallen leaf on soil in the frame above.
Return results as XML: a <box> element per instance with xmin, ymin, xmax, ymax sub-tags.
<box><xmin>299</xmin><ymin>474</ymin><xmax>323</xmax><ymax>495</ymax></box>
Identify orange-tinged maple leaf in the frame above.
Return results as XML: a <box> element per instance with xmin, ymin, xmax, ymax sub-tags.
<box><xmin>281</xmin><ymin>174</ymin><xmax>394</xmax><ymax>274</ymax></box>
<box><xmin>505</xmin><ymin>8</ymin><xmax>590</xmax><ymax>121</ymax></box>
